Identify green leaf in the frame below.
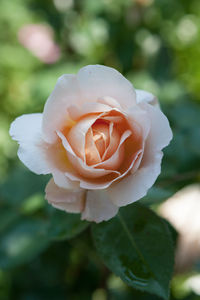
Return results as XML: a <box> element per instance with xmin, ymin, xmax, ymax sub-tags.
<box><xmin>92</xmin><ymin>204</ymin><xmax>174</xmax><ymax>300</ymax></box>
<box><xmin>0</xmin><ymin>210</ymin><xmax>89</xmax><ymax>269</ymax></box>
<box><xmin>0</xmin><ymin>166</ymin><xmax>89</xmax><ymax>269</ymax></box>
<box><xmin>0</xmin><ymin>167</ymin><xmax>49</xmax><ymax>206</ymax></box>
<box><xmin>0</xmin><ymin>218</ymin><xmax>49</xmax><ymax>269</ymax></box>
<box><xmin>0</xmin><ymin>207</ymin><xmax>19</xmax><ymax>233</ymax></box>
<box><xmin>46</xmin><ymin>208</ymin><xmax>89</xmax><ymax>241</ymax></box>
<box><xmin>141</xmin><ymin>186</ymin><xmax>175</xmax><ymax>206</ymax></box>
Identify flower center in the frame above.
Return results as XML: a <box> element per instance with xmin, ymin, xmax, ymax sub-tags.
<box><xmin>92</xmin><ymin>121</ymin><xmax>110</xmax><ymax>158</ymax></box>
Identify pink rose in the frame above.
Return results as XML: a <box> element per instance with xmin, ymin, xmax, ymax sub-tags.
<box><xmin>18</xmin><ymin>24</ymin><xmax>60</xmax><ymax>64</ymax></box>
<box><xmin>10</xmin><ymin>65</ymin><xmax>172</xmax><ymax>222</ymax></box>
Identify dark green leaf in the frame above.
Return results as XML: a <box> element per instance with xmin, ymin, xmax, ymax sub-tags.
<box><xmin>0</xmin><ymin>207</ymin><xmax>19</xmax><ymax>233</ymax></box>
<box><xmin>92</xmin><ymin>204</ymin><xmax>174</xmax><ymax>300</ymax></box>
<box><xmin>0</xmin><ymin>167</ymin><xmax>49</xmax><ymax>206</ymax></box>
<box><xmin>46</xmin><ymin>208</ymin><xmax>89</xmax><ymax>241</ymax></box>
<box><xmin>141</xmin><ymin>186</ymin><xmax>175</xmax><ymax>206</ymax></box>
<box><xmin>0</xmin><ymin>166</ymin><xmax>89</xmax><ymax>269</ymax></box>
<box><xmin>0</xmin><ymin>209</ymin><xmax>89</xmax><ymax>269</ymax></box>
<box><xmin>0</xmin><ymin>218</ymin><xmax>49</xmax><ymax>269</ymax></box>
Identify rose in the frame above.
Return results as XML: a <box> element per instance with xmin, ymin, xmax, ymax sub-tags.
<box><xmin>10</xmin><ymin>65</ymin><xmax>172</xmax><ymax>223</ymax></box>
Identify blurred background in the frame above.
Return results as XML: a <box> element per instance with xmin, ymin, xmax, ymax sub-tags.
<box><xmin>0</xmin><ymin>0</ymin><xmax>200</xmax><ymax>299</ymax></box>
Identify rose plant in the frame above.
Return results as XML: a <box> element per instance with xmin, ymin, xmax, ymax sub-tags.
<box><xmin>9</xmin><ymin>65</ymin><xmax>174</xmax><ymax>299</ymax></box>
<box><xmin>10</xmin><ymin>65</ymin><xmax>172</xmax><ymax>223</ymax></box>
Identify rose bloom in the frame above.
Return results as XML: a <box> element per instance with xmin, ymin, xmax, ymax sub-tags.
<box><xmin>18</xmin><ymin>24</ymin><xmax>60</xmax><ymax>64</ymax></box>
<box><xmin>10</xmin><ymin>65</ymin><xmax>172</xmax><ymax>222</ymax></box>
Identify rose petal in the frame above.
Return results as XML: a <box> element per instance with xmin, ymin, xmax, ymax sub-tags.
<box><xmin>123</xmin><ymin>137</ymin><xmax>143</xmax><ymax>175</ymax></box>
<box><xmin>85</xmin><ymin>128</ymin><xmax>101</xmax><ymax>165</ymax></box>
<box><xmin>93</xmin><ymin>130</ymin><xmax>132</xmax><ymax>170</ymax></box>
<box><xmin>127</xmin><ymin>105</ymin><xmax>151</xmax><ymax>141</ymax></box>
<box><xmin>9</xmin><ymin>114</ymin><xmax>51</xmax><ymax>174</ymax></box>
<box><xmin>66</xmin><ymin>109</ymin><xmax>117</xmax><ymax>162</ymax></box>
<box><xmin>136</xmin><ymin>89</ymin><xmax>159</xmax><ymax>107</ymax></box>
<box><xmin>10</xmin><ymin>114</ymin><xmax>81</xmax><ymax>190</ymax></box>
<box><xmin>59</xmin><ymin>120</ymin><xmax>143</xmax><ymax>191</ymax></box>
<box><xmin>67</xmin><ymin>114</ymin><xmax>100</xmax><ymax>162</ymax></box>
<box><xmin>52</xmin><ymin>169</ymin><xmax>79</xmax><ymax>190</ymax></box>
<box><xmin>102</xmin><ymin>116</ymin><xmax>124</xmax><ymax>123</ymax></box>
<box><xmin>81</xmin><ymin>190</ymin><xmax>118</xmax><ymax>223</ymax></box>
<box><xmin>77</xmin><ymin>65</ymin><xmax>136</xmax><ymax>109</ymax></box>
<box><xmin>57</xmin><ymin>131</ymin><xmax>120</xmax><ymax>178</ymax></box>
<box><xmin>68</xmin><ymin>102</ymin><xmax>111</xmax><ymax>121</ymax></box>
<box><xmin>97</xmin><ymin>96</ymin><xmax>122</xmax><ymax>109</ymax></box>
<box><xmin>64</xmin><ymin>171</ymin><xmax>119</xmax><ymax>190</ymax></box>
<box><xmin>92</xmin><ymin>121</ymin><xmax>110</xmax><ymax>158</ymax></box>
<box><xmin>42</xmin><ymin>74</ymin><xmax>80</xmax><ymax>143</ymax></box>
<box><xmin>64</xmin><ymin>149</ymin><xmax>142</xmax><ymax>190</ymax></box>
<box><xmin>140</xmin><ymin>102</ymin><xmax>173</xmax><ymax>151</ymax></box>
<box><xmin>102</xmin><ymin>122</ymin><xmax>121</xmax><ymax>160</ymax></box>
<box><xmin>67</xmin><ymin>151</ymin><xmax>119</xmax><ymax>178</ymax></box>
<box><xmin>108</xmin><ymin>150</ymin><xmax>163</xmax><ymax>206</ymax></box>
<box><xmin>108</xmin><ymin>103</ymin><xmax>172</xmax><ymax>206</ymax></box>
<box><xmin>45</xmin><ymin>178</ymin><xmax>85</xmax><ymax>213</ymax></box>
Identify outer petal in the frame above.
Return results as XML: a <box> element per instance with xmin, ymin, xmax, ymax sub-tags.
<box><xmin>108</xmin><ymin>103</ymin><xmax>172</xmax><ymax>206</ymax></box>
<box><xmin>42</xmin><ymin>66</ymin><xmax>136</xmax><ymax>143</ymax></box>
<box><xmin>81</xmin><ymin>190</ymin><xmax>118</xmax><ymax>223</ymax></box>
<box><xmin>77</xmin><ymin>65</ymin><xmax>136</xmax><ymax>109</ymax></box>
<box><xmin>108</xmin><ymin>150</ymin><xmax>163</xmax><ymax>206</ymax></box>
<box><xmin>52</xmin><ymin>169</ymin><xmax>79</xmax><ymax>190</ymax></box>
<box><xmin>42</xmin><ymin>74</ymin><xmax>80</xmax><ymax>143</ymax></box>
<box><xmin>127</xmin><ymin>105</ymin><xmax>151</xmax><ymax>141</ymax></box>
<box><xmin>136</xmin><ymin>89</ymin><xmax>159</xmax><ymax>108</ymax></box>
<box><xmin>9</xmin><ymin>114</ymin><xmax>51</xmax><ymax>175</ymax></box>
<box><xmin>45</xmin><ymin>178</ymin><xmax>85</xmax><ymax>213</ymax></box>
<box><xmin>139</xmin><ymin>102</ymin><xmax>173</xmax><ymax>151</ymax></box>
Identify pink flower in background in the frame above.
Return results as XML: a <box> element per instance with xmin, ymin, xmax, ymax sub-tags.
<box><xmin>18</xmin><ymin>24</ymin><xmax>60</xmax><ymax>64</ymax></box>
<box><xmin>160</xmin><ymin>184</ymin><xmax>200</xmax><ymax>272</ymax></box>
<box><xmin>10</xmin><ymin>65</ymin><xmax>172</xmax><ymax>222</ymax></box>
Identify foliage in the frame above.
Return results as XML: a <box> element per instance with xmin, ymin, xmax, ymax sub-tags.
<box><xmin>0</xmin><ymin>0</ymin><xmax>200</xmax><ymax>299</ymax></box>
<box><xmin>92</xmin><ymin>204</ymin><xmax>174</xmax><ymax>299</ymax></box>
